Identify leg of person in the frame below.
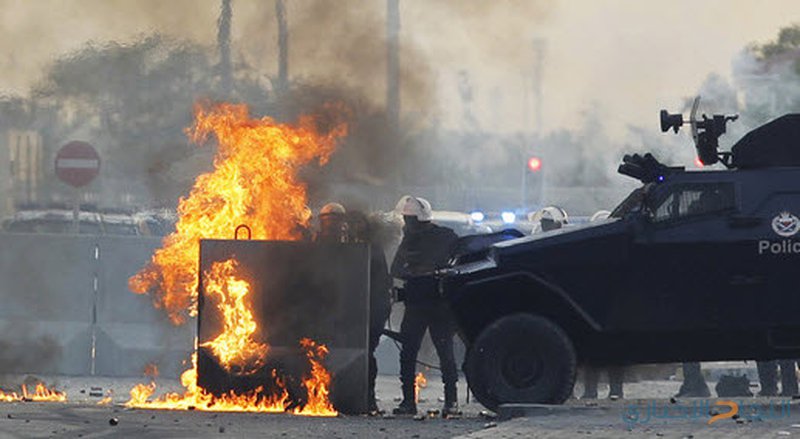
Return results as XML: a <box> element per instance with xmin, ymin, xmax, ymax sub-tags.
<box><xmin>581</xmin><ymin>367</ymin><xmax>599</xmax><ymax>399</ymax></box>
<box><xmin>428</xmin><ymin>301</ymin><xmax>460</xmax><ymax>417</ymax></box>
<box><xmin>676</xmin><ymin>362</ymin><xmax>710</xmax><ymax>397</ymax></box>
<box><xmin>608</xmin><ymin>367</ymin><xmax>624</xmax><ymax>399</ymax></box>
<box><xmin>779</xmin><ymin>360</ymin><xmax>799</xmax><ymax>397</ymax></box>
<box><xmin>394</xmin><ymin>303</ymin><xmax>428</xmax><ymax>415</ymax></box>
<box><xmin>757</xmin><ymin>360</ymin><xmax>778</xmax><ymax>397</ymax></box>
<box><xmin>367</xmin><ymin>320</ymin><xmax>384</xmax><ymax>414</ymax></box>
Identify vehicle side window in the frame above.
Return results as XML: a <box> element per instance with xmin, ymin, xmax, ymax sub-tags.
<box><xmin>652</xmin><ymin>183</ymin><xmax>735</xmax><ymax>223</ymax></box>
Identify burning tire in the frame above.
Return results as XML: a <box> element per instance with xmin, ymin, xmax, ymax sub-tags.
<box><xmin>465</xmin><ymin>313</ymin><xmax>576</xmax><ymax>410</ymax></box>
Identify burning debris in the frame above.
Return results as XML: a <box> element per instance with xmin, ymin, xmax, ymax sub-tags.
<box><xmin>126</xmin><ymin>259</ymin><xmax>337</xmax><ymax>415</ymax></box>
<box><xmin>126</xmin><ymin>337</ymin><xmax>336</xmax><ymax>416</ymax></box>
<box><xmin>126</xmin><ymin>102</ymin><xmax>349</xmax><ymax>415</ymax></box>
<box><xmin>143</xmin><ymin>364</ymin><xmax>159</xmax><ymax>379</ymax></box>
<box><xmin>0</xmin><ymin>383</ymin><xmax>66</xmax><ymax>402</ymax></box>
<box><xmin>415</xmin><ymin>372</ymin><xmax>427</xmax><ymax>403</ymax></box>
<box><xmin>292</xmin><ymin>338</ymin><xmax>335</xmax><ymax>416</ymax></box>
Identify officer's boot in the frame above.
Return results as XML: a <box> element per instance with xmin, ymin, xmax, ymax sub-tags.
<box><xmin>392</xmin><ymin>382</ymin><xmax>417</xmax><ymax>415</ymax></box>
<box><xmin>608</xmin><ymin>367</ymin><xmax>624</xmax><ymax>399</ymax></box>
<box><xmin>442</xmin><ymin>383</ymin><xmax>460</xmax><ymax>418</ymax></box>
<box><xmin>675</xmin><ymin>363</ymin><xmax>710</xmax><ymax>398</ymax></box>
<box><xmin>367</xmin><ymin>386</ymin><xmax>381</xmax><ymax>415</ymax></box>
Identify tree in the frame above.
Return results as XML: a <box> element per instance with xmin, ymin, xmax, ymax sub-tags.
<box><xmin>30</xmin><ymin>35</ymin><xmax>271</xmax><ymax>206</ymax></box>
<box><xmin>733</xmin><ymin>24</ymin><xmax>800</xmax><ymax>127</ymax></box>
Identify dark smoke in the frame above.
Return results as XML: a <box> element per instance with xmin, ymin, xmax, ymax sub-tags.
<box><xmin>0</xmin><ymin>1</ymin><xmax>557</xmax><ymax>214</ymax></box>
<box><xmin>275</xmin><ymin>0</ymin><xmax>288</xmax><ymax>92</ymax></box>
<box><xmin>0</xmin><ymin>325</ymin><xmax>61</xmax><ymax>374</ymax></box>
<box><xmin>217</xmin><ymin>0</ymin><xmax>233</xmax><ymax>97</ymax></box>
<box><xmin>28</xmin><ymin>35</ymin><xmax>248</xmax><ymax>208</ymax></box>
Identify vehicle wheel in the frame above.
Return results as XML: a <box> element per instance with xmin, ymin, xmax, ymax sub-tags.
<box><xmin>465</xmin><ymin>313</ymin><xmax>576</xmax><ymax>411</ymax></box>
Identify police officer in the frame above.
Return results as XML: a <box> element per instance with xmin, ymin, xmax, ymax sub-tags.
<box><xmin>582</xmin><ymin>366</ymin><xmax>624</xmax><ymax>399</ymax></box>
<box><xmin>540</xmin><ymin>206</ymin><xmax>568</xmax><ymax>232</ymax></box>
<box><xmin>528</xmin><ymin>206</ymin><xmax>569</xmax><ymax>233</ymax></box>
<box><xmin>315</xmin><ymin>202</ymin><xmax>348</xmax><ymax>243</ymax></box>
<box><xmin>676</xmin><ymin>362</ymin><xmax>710</xmax><ymax>397</ymax></box>
<box><xmin>757</xmin><ymin>360</ymin><xmax>799</xmax><ymax>396</ymax></box>
<box><xmin>345</xmin><ymin>209</ymin><xmax>392</xmax><ymax>414</ymax></box>
<box><xmin>390</xmin><ymin>196</ymin><xmax>460</xmax><ymax>417</ymax></box>
<box><xmin>315</xmin><ymin>203</ymin><xmax>392</xmax><ymax>414</ymax></box>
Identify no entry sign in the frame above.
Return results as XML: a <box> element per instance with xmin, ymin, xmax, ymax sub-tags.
<box><xmin>55</xmin><ymin>141</ymin><xmax>100</xmax><ymax>188</ymax></box>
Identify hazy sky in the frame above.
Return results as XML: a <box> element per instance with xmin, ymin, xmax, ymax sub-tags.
<box><xmin>1</xmin><ymin>0</ymin><xmax>798</xmax><ymax>139</ymax></box>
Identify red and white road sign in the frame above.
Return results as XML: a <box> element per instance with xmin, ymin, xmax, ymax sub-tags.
<box><xmin>55</xmin><ymin>141</ymin><xmax>100</xmax><ymax>188</ymax></box>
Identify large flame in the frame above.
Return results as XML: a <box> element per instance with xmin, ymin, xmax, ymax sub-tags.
<box><xmin>129</xmin><ymin>102</ymin><xmax>346</xmax><ymax>324</ymax></box>
<box><xmin>292</xmin><ymin>338</ymin><xmax>336</xmax><ymax>416</ymax></box>
<box><xmin>127</xmin><ymin>102</ymin><xmax>347</xmax><ymax>416</ymax></box>
<box><xmin>126</xmin><ymin>344</ymin><xmax>336</xmax><ymax>416</ymax></box>
<box><xmin>199</xmin><ymin>259</ymin><xmax>268</xmax><ymax>374</ymax></box>
<box><xmin>127</xmin><ymin>264</ymin><xmax>337</xmax><ymax>416</ymax></box>
<box><xmin>126</xmin><ymin>353</ymin><xmax>291</xmax><ymax>413</ymax></box>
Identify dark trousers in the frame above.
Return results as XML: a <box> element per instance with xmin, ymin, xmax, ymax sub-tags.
<box><xmin>681</xmin><ymin>362</ymin><xmax>708</xmax><ymax>389</ymax></box>
<box><xmin>582</xmin><ymin>366</ymin><xmax>624</xmax><ymax>398</ymax></box>
<box><xmin>398</xmin><ymin>301</ymin><xmax>458</xmax><ymax>400</ymax></box>
<box><xmin>368</xmin><ymin>319</ymin><xmax>383</xmax><ymax>406</ymax></box>
<box><xmin>757</xmin><ymin>360</ymin><xmax>799</xmax><ymax>396</ymax></box>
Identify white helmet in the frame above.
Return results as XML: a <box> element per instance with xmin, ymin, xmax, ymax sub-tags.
<box><xmin>529</xmin><ymin>206</ymin><xmax>568</xmax><ymax>233</ymax></box>
<box><xmin>528</xmin><ymin>206</ymin><xmax>568</xmax><ymax>223</ymax></box>
<box><xmin>541</xmin><ymin>206</ymin><xmax>568</xmax><ymax>224</ymax></box>
<box><xmin>590</xmin><ymin>210</ymin><xmax>611</xmax><ymax>222</ymax></box>
<box><xmin>395</xmin><ymin>195</ymin><xmax>432</xmax><ymax>221</ymax></box>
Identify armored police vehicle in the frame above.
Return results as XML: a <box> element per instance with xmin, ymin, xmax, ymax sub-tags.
<box><xmin>443</xmin><ymin>100</ymin><xmax>800</xmax><ymax>410</ymax></box>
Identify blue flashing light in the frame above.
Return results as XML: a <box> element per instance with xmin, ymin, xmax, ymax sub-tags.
<box><xmin>470</xmin><ymin>211</ymin><xmax>485</xmax><ymax>222</ymax></box>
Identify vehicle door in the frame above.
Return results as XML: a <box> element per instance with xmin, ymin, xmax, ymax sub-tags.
<box><xmin>617</xmin><ymin>181</ymin><xmax>748</xmax><ymax>332</ymax></box>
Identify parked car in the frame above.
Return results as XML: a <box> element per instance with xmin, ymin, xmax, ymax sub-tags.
<box><xmin>2</xmin><ymin>209</ymin><xmax>105</xmax><ymax>235</ymax></box>
<box><xmin>2</xmin><ymin>209</ymin><xmax>149</xmax><ymax>236</ymax></box>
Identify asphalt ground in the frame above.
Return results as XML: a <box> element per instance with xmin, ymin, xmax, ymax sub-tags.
<box><xmin>1</xmin><ymin>373</ymin><xmax>799</xmax><ymax>438</ymax></box>
<box><xmin>460</xmin><ymin>399</ymin><xmax>800</xmax><ymax>439</ymax></box>
<box><xmin>0</xmin><ymin>375</ymin><xmax>489</xmax><ymax>439</ymax></box>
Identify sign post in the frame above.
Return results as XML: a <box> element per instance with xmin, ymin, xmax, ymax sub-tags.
<box><xmin>54</xmin><ymin>141</ymin><xmax>100</xmax><ymax>233</ymax></box>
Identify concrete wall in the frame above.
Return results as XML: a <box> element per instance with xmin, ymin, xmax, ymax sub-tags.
<box><xmin>0</xmin><ymin>233</ymin><xmax>193</xmax><ymax>378</ymax></box>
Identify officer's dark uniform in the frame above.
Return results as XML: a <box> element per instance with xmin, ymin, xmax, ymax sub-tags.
<box><xmin>757</xmin><ymin>360</ymin><xmax>799</xmax><ymax>396</ymax></box>
<box><xmin>367</xmin><ymin>246</ymin><xmax>391</xmax><ymax>411</ymax></box>
<box><xmin>318</xmin><ymin>208</ymin><xmax>392</xmax><ymax>413</ymax></box>
<box><xmin>391</xmin><ymin>219</ymin><xmax>459</xmax><ymax>414</ymax></box>
<box><xmin>345</xmin><ymin>211</ymin><xmax>392</xmax><ymax>413</ymax></box>
<box><xmin>676</xmin><ymin>362</ymin><xmax>710</xmax><ymax>397</ymax></box>
<box><xmin>582</xmin><ymin>367</ymin><xmax>624</xmax><ymax>399</ymax></box>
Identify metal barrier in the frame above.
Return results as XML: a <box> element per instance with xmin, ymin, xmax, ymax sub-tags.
<box><xmin>198</xmin><ymin>239</ymin><xmax>370</xmax><ymax>414</ymax></box>
<box><xmin>0</xmin><ymin>233</ymin><xmax>194</xmax><ymax>378</ymax></box>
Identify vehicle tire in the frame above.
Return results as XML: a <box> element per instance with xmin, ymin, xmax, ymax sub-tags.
<box><xmin>465</xmin><ymin>313</ymin><xmax>576</xmax><ymax>411</ymax></box>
